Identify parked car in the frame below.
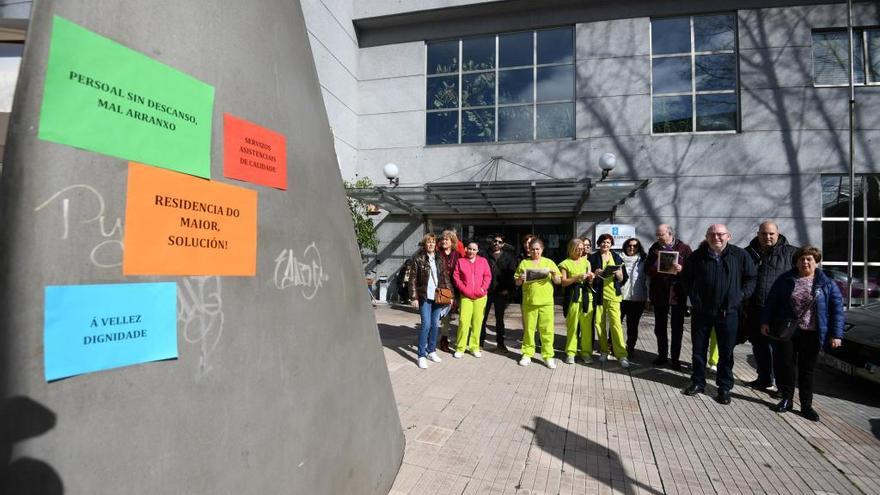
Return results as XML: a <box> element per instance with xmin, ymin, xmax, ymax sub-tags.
<box><xmin>823</xmin><ymin>269</ymin><xmax>880</xmax><ymax>303</ymax></box>
<box><xmin>819</xmin><ymin>300</ymin><xmax>880</xmax><ymax>385</ymax></box>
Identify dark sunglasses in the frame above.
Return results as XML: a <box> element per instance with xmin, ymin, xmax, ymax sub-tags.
<box><xmin>625</xmin><ymin>243</ymin><xmax>639</xmax><ymax>248</ymax></box>
<box><xmin>493</xmin><ymin>240</ymin><xmax>504</xmax><ymax>244</ymax></box>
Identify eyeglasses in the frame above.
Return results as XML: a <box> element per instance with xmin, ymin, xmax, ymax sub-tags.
<box><xmin>625</xmin><ymin>244</ymin><xmax>638</xmax><ymax>248</ymax></box>
<box><xmin>493</xmin><ymin>240</ymin><xmax>504</xmax><ymax>244</ymax></box>
<box><xmin>708</xmin><ymin>232</ymin><xmax>729</xmax><ymax>238</ymax></box>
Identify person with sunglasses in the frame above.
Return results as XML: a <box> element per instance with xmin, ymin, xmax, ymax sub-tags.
<box><xmin>620</xmin><ymin>238</ymin><xmax>648</xmax><ymax>357</ymax></box>
<box><xmin>480</xmin><ymin>234</ymin><xmax>517</xmax><ymax>352</ymax></box>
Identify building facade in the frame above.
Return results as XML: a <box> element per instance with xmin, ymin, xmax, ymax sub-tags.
<box><xmin>301</xmin><ymin>0</ymin><xmax>879</xmax><ymax>301</ymax></box>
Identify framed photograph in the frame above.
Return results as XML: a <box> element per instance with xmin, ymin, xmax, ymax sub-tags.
<box><xmin>658</xmin><ymin>251</ymin><xmax>679</xmax><ymax>274</ymax></box>
<box><xmin>599</xmin><ymin>265</ymin><xmax>621</xmax><ymax>279</ymax></box>
<box><xmin>524</xmin><ymin>268</ymin><xmax>550</xmax><ymax>282</ymax></box>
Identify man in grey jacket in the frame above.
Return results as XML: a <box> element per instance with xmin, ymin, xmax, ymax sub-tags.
<box><xmin>744</xmin><ymin>221</ymin><xmax>798</xmax><ymax>391</ymax></box>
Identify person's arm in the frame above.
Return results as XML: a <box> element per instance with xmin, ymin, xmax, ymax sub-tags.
<box><xmin>646</xmin><ymin>245</ymin><xmax>659</xmax><ymax>278</ymax></box>
<box><xmin>760</xmin><ymin>277</ymin><xmax>784</xmax><ymax>334</ymax></box>
<box><xmin>740</xmin><ymin>250</ymin><xmax>758</xmax><ymax>301</ymax></box>
<box><xmin>514</xmin><ymin>261</ymin><xmax>526</xmax><ymax>286</ymax></box>
<box><xmin>408</xmin><ymin>257</ymin><xmax>420</xmax><ymax>307</ymax></box>
<box><xmin>479</xmin><ymin>258</ymin><xmax>492</xmax><ymax>297</ymax></box>
<box><xmin>827</xmin><ymin>280</ymin><xmax>845</xmax><ymax>348</ymax></box>
<box><xmin>453</xmin><ymin>260</ymin><xmax>466</xmax><ymax>295</ymax></box>
<box><xmin>548</xmin><ymin>260</ymin><xmax>562</xmax><ymax>285</ymax></box>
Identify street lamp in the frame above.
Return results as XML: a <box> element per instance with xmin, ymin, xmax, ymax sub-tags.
<box><xmin>599</xmin><ymin>153</ymin><xmax>616</xmax><ymax>180</ymax></box>
<box><xmin>383</xmin><ymin>163</ymin><xmax>400</xmax><ymax>187</ymax></box>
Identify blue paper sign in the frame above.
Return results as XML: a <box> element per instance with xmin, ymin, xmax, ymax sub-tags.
<box><xmin>44</xmin><ymin>282</ymin><xmax>178</xmax><ymax>381</ymax></box>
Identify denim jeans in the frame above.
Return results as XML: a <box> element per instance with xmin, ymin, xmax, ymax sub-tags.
<box><xmin>418</xmin><ymin>299</ymin><xmax>444</xmax><ymax>358</ymax></box>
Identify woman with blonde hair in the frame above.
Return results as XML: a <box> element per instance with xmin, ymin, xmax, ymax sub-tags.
<box><xmin>559</xmin><ymin>238</ymin><xmax>596</xmax><ymax>364</ymax></box>
<box><xmin>437</xmin><ymin>230</ymin><xmax>461</xmax><ymax>352</ymax></box>
<box><xmin>408</xmin><ymin>233</ymin><xmax>454</xmax><ymax>369</ymax></box>
<box><xmin>515</xmin><ymin>238</ymin><xmax>562</xmax><ymax>368</ymax></box>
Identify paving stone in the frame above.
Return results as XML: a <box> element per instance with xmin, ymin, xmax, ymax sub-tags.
<box><xmin>377</xmin><ymin>304</ymin><xmax>880</xmax><ymax>494</ymax></box>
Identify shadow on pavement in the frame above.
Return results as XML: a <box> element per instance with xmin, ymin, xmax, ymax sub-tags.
<box><xmin>524</xmin><ymin>417</ymin><xmax>664</xmax><ymax>495</ymax></box>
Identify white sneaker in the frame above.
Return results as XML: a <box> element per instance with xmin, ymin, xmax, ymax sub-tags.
<box><xmin>708</xmin><ymin>365</ymin><xmax>718</xmax><ymax>372</ymax></box>
<box><xmin>582</xmin><ymin>355</ymin><xmax>594</xmax><ymax>364</ymax></box>
<box><xmin>546</xmin><ymin>358</ymin><xmax>556</xmax><ymax>369</ymax></box>
<box><xmin>565</xmin><ymin>356</ymin><xmax>576</xmax><ymax>365</ymax></box>
<box><xmin>453</xmin><ymin>351</ymin><xmax>464</xmax><ymax>359</ymax></box>
<box><xmin>428</xmin><ymin>352</ymin><xmax>442</xmax><ymax>363</ymax></box>
<box><xmin>599</xmin><ymin>353</ymin><xmax>608</xmax><ymax>363</ymax></box>
<box><xmin>472</xmin><ymin>351</ymin><xmax>482</xmax><ymax>358</ymax></box>
<box><xmin>620</xmin><ymin>358</ymin><xmax>630</xmax><ymax>369</ymax></box>
<box><xmin>418</xmin><ymin>357</ymin><xmax>428</xmax><ymax>369</ymax></box>
<box><xmin>519</xmin><ymin>356</ymin><xmax>531</xmax><ymax>366</ymax></box>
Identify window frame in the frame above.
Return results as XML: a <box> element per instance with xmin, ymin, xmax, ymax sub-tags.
<box><xmin>424</xmin><ymin>27</ymin><xmax>576</xmax><ymax>146</ymax></box>
<box><xmin>649</xmin><ymin>13</ymin><xmax>741</xmax><ymax>136</ymax></box>
<box><xmin>811</xmin><ymin>27</ymin><xmax>880</xmax><ymax>88</ymax></box>
<box><xmin>820</xmin><ymin>174</ymin><xmax>880</xmax><ymax>281</ymax></box>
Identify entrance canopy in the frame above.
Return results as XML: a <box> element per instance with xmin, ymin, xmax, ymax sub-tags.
<box><xmin>347</xmin><ymin>178</ymin><xmax>649</xmax><ymax>219</ymax></box>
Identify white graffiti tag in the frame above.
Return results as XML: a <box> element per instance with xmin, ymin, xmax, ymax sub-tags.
<box><xmin>274</xmin><ymin>242</ymin><xmax>329</xmax><ymax>300</ymax></box>
<box><xmin>34</xmin><ymin>184</ymin><xmax>123</xmax><ymax>268</ymax></box>
<box><xmin>178</xmin><ymin>276</ymin><xmax>224</xmax><ymax>378</ymax></box>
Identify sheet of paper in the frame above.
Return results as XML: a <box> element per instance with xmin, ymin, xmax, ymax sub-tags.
<box><xmin>38</xmin><ymin>16</ymin><xmax>215</xmax><ymax>178</ymax></box>
<box><xmin>123</xmin><ymin>162</ymin><xmax>258</xmax><ymax>276</ymax></box>
<box><xmin>44</xmin><ymin>282</ymin><xmax>178</xmax><ymax>381</ymax></box>
<box><xmin>223</xmin><ymin>113</ymin><xmax>287</xmax><ymax>189</ymax></box>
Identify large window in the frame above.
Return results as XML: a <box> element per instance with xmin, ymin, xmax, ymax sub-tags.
<box><xmin>426</xmin><ymin>27</ymin><xmax>575</xmax><ymax>145</ymax></box>
<box><xmin>812</xmin><ymin>28</ymin><xmax>880</xmax><ymax>86</ymax></box>
<box><xmin>821</xmin><ymin>175</ymin><xmax>880</xmax><ymax>303</ymax></box>
<box><xmin>650</xmin><ymin>14</ymin><xmax>739</xmax><ymax>134</ymax></box>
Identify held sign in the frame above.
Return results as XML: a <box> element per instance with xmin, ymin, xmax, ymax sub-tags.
<box><xmin>123</xmin><ymin>162</ymin><xmax>258</xmax><ymax>276</ymax></box>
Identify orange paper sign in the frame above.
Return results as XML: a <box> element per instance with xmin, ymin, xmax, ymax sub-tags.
<box><xmin>223</xmin><ymin>113</ymin><xmax>287</xmax><ymax>190</ymax></box>
<box><xmin>123</xmin><ymin>162</ymin><xmax>258</xmax><ymax>276</ymax></box>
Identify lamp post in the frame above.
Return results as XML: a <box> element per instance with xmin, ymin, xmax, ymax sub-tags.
<box><xmin>599</xmin><ymin>152</ymin><xmax>616</xmax><ymax>181</ymax></box>
<box><xmin>383</xmin><ymin>163</ymin><xmax>399</xmax><ymax>187</ymax></box>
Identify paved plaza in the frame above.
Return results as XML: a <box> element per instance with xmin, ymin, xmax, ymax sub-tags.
<box><xmin>376</xmin><ymin>304</ymin><xmax>880</xmax><ymax>495</ymax></box>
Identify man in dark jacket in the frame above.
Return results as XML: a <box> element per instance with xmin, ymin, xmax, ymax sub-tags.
<box><xmin>481</xmin><ymin>234</ymin><xmax>517</xmax><ymax>351</ymax></box>
<box><xmin>680</xmin><ymin>224</ymin><xmax>757</xmax><ymax>405</ymax></box>
<box><xmin>645</xmin><ymin>223</ymin><xmax>692</xmax><ymax>371</ymax></box>
<box><xmin>744</xmin><ymin>221</ymin><xmax>798</xmax><ymax>391</ymax></box>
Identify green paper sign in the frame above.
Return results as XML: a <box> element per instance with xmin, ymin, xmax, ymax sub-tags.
<box><xmin>39</xmin><ymin>16</ymin><xmax>215</xmax><ymax>178</ymax></box>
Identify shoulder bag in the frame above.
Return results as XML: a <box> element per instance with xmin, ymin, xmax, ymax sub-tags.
<box><xmin>430</xmin><ymin>262</ymin><xmax>453</xmax><ymax>305</ymax></box>
<box><xmin>768</xmin><ymin>289</ymin><xmax>815</xmax><ymax>342</ymax></box>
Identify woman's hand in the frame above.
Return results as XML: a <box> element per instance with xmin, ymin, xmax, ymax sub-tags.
<box><xmin>760</xmin><ymin>324</ymin><xmax>769</xmax><ymax>336</ymax></box>
<box><xmin>584</xmin><ymin>272</ymin><xmax>595</xmax><ymax>283</ymax></box>
<box><xmin>552</xmin><ymin>274</ymin><xmax>562</xmax><ymax>285</ymax></box>
<box><xmin>614</xmin><ymin>269</ymin><xmax>623</xmax><ymax>281</ymax></box>
<box><xmin>411</xmin><ymin>299</ymin><xmax>419</xmax><ymax>309</ymax></box>
<box><xmin>593</xmin><ymin>268</ymin><xmax>603</xmax><ymax>278</ymax></box>
<box><xmin>830</xmin><ymin>338</ymin><xmax>842</xmax><ymax>349</ymax></box>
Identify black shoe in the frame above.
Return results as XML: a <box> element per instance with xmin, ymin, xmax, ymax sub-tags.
<box><xmin>746</xmin><ymin>379</ymin><xmax>773</xmax><ymax>390</ymax></box>
<box><xmin>682</xmin><ymin>384</ymin><xmax>704</xmax><ymax>396</ymax></box>
<box><xmin>670</xmin><ymin>361</ymin><xmax>683</xmax><ymax>372</ymax></box>
<box><xmin>652</xmin><ymin>357</ymin><xmax>668</xmax><ymax>366</ymax></box>
<box><xmin>802</xmin><ymin>407</ymin><xmax>820</xmax><ymax>422</ymax></box>
<box><xmin>773</xmin><ymin>399</ymin><xmax>793</xmax><ymax>413</ymax></box>
<box><xmin>716</xmin><ymin>391</ymin><xmax>732</xmax><ymax>405</ymax></box>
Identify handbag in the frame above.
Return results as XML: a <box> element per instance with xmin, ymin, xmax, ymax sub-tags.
<box><xmin>434</xmin><ymin>287</ymin><xmax>453</xmax><ymax>305</ymax></box>
<box><xmin>429</xmin><ymin>261</ymin><xmax>453</xmax><ymax>305</ymax></box>
<box><xmin>768</xmin><ymin>289</ymin><xmax>815</xmax><ymax>342</ymax></box>
<box><xmin>768</xmin><ymin>318</ymin><xmax>798</xmax><ymax>342</ymax></box>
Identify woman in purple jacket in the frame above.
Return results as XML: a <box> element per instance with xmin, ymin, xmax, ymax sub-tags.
<box><xmin>452</xmin><ymin>241</ymin><xmax>492</xmax><ymax>358</ymax></box>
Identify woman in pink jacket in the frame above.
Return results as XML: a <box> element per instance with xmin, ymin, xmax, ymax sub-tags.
<box><xmin>453</xmin><ymin>241</ymin><xmax>492</xmax><ymax>358</ymax></box>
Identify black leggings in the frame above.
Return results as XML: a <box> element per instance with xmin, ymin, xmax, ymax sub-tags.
<box><xmin>620</xmin><ymin>300</ymin><xmax>645</xmax><ymax>351</ymax></box>
<box><xmin>773</xmin><ymin>329</ymin><xmax>821</xmax><ymax>407</ymax></box>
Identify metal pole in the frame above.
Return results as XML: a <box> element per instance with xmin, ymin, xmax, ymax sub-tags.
<box><xmin>846</xmin><ymin>0</ymin><xmax>855</xmax><ymax>309</ymax></box>
<box><xmin>863</xmin><ymin>176</ymin><xmax>869</xmax><ymax>305</ymax></box>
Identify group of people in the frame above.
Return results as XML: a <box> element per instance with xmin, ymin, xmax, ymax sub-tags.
<box><xmin>406</xmin><ymin>221</ymin><xmax>845</xmax><ymax>421</ymax></box>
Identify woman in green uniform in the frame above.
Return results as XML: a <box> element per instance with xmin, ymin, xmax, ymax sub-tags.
<box><xmin>588</xmin><ymin>233</ymin><xmax>630</xmax><ymax>368</ymax></box>
<box><xmin>559</xmin><ymin>238</ymin><xmax>596</xmax><ymax>364</ymax></box>
<box><xmin>515</xmin><ymin>238</ymin><xmax>562</xmax><ymax>368</ymax></box>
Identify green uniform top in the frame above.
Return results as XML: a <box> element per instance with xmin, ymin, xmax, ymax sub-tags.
<box><xmin>515</xmin><ymin>257</ymin><xmax>560</xmax><ymax>306</ymax></box>
<box><xmin>559</xmin><ymin>257</ymin><xmax>592</xmax><ymax>305</ymax></box>
<box><xmin>600</xmin><ymin>256</ymin><xmax>622</xmax><ymax>303</ymax></box>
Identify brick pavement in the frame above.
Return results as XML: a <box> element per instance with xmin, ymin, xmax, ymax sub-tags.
<box><xmin>378</xmin><ymin>304</ymin><xmax>880</xmax><ymax>495</ymax></box>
